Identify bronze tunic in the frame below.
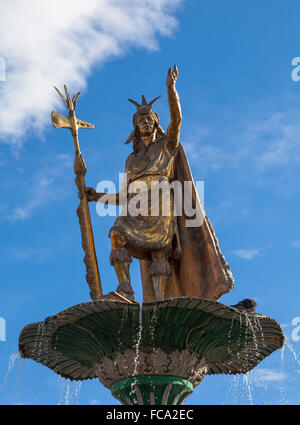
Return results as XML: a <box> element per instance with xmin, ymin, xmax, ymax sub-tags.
<box><xmin>109</xmin><ymin>136</ymin><xmax>178</xmax><ymax>251</ymax></box>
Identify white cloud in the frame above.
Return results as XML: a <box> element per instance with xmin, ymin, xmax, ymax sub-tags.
<box><xmin>90</xmin><ymin>399</ymin><xmax>101</xmax><ymax>405</ymax></box>
<box><xmin>6</xmin><ymin>153</ymin><xmax>72</xmax><ymax>221</ymax></box>
<box><xmin>183</xmin><ymin>101</ymin><xmax>300</xmax><ymax>203</ymax></box>
<box><xmin>252</xmin><ymin>368</ymin><xmax>287</xmax><ymax>387</ymax></box>
<box><xmin>235</xmin><ymin>112</ymin><xmax>300</xmax><ymax>170</ymax></box>
<box><xmin>0</xmin><ymin>0</ymin><xmax>183</xmax><ymax>141</ymax></box>
<box><xmin>231</xmin><ymin>248</ymin><xmax>261</xmax><ymax>260</ymax></box>
<box><xmin>186</xmin><ymin>107</ymin><xmax>300</xmax><ymax>174</ymax></box>
<box><xmin>292</xmin><ymin>240</ymin><xmax>300</xmax><ymax>249</ymax></box>
<box><xmin>3</xmin><ymin>246</ymin><xmax>54</xmax><ymax>263</ymax></box>
<box><xmin>185</xmin><ymin>142</ymin><xmax>223</xmax><ymax>171</ymax></box>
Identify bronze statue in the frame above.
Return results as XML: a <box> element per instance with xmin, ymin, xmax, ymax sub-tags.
<box><xmin>19</xmin><ymin>68</ymin><xmax>284</xmax><ymax>407</ymax></box>
<box><xmin>86</xmin><ymin>66</ymin><xmax>234</xmax><ymax>302</ymax></box>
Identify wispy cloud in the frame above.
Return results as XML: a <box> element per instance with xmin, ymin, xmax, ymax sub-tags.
<box><xmin>291</xmin><ymin>240</ymin><xmax>300</xmax><ymax>249</ymax></box>
<box><xmin>252</xmin><ymin>368</ymin><xmax>288</xmax><ymax>388</ymax></box>
<box><xmin>90</xmin><ymin>399</ymin><xmax>101</xmax><ymax>405</ymax></box>
<box><xmin>4</xmin><ymin>153</ymin><xmax>72</xmax><ymax>222</ymax></box>
<box><xmin>185</xmin><ymin>142</ymin><xmax>223</xmax><ymax>172</ymax></box>
<box><xmin>234</xmin><ymin>112</ymin><xmax>300</xmax><ymax>171</ymax></box>
<box><xmin>230</xmin><ymin>248</ymin><xmax>261</xmax><ymax>260</ymax></box>
<box><xmin>2</xmin><ymin>246</ymin><xmax>54</xmax><ymax>263</ymax></box>
<box><xmin>183</xmin><ymin>97</ymin><xmax>300</xmax><ymax>206</ymax></box>
<box><xmin>0</xmin><ymin>0</ymin><xmax>183</xmax><ymax>141</ymax></box>
<box><xmin>185</xmin><ymin>105</ymin><xmax>300</xmax><ymax>175</ymax></box>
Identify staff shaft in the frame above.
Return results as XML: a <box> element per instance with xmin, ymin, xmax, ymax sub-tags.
<box><xmin>73</xmin><ymin>155</ymin><xmax>102</xmax><ymax>300</ymax></box>
<box><xmin>52</xmin><ymin>85</ymin><xmax>102</xmax><ymax>300</ymax></box>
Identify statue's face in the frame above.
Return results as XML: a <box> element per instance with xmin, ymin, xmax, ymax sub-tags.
<box><xmin>136</xmin><ymin>114</ymin><xmax>156</xmax><ymax>136</ymax></box>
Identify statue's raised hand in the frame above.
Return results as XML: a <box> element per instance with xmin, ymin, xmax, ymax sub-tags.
<box><xmin>166</xmin><ymin>65</ymin><xmax>178</xmax><ymax>89</ymax></box>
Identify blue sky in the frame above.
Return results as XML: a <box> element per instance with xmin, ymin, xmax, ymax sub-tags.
<box><xmin>1</xmin><ymin>0</ymin><xmax>300</xmax><ymax>405</ymax></box>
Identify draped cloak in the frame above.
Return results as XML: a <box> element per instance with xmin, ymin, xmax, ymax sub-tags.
<box><xmin>110</xmin><ymin>138</ymin><xmax>234</xmax><ymax>303</ymax></box>
<box><xmin>139</xmin><ymin>142</ymin><xmax>234</xmax><ymax>302</ymax></box>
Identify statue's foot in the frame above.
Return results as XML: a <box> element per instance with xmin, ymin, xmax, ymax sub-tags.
<box><xmin>95</xmin><ymin>292</ymin><xmax>136</xmax><ymax>303</ymax></box>
<box><xmin>115</xmin><ymin>289</ymin><xmax>135</xmax><ymax>302</ymax></box>
<box><xmin>116</xmin><ymin>282</ymin><xmax>135</xmax><ymax>301</ymax></box>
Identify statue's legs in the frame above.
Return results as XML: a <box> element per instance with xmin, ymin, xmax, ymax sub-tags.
<box><xmin>149</xmin><ymin>249</ymin><xmax>171</xmax><ymax>300</ymax></box>
<box><xmin>110</xmin><ymin>231</ymin><xmax>134</xmax><ymax>300</ymax></box>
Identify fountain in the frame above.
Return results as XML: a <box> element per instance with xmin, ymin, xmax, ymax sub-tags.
<box><xmin>18</xmin><ymin>68</ymin><xmax>284</xmax><ymax>405</ymax></box>
<box><xmin>19</xmin><ymin>298</ymin><xmax>284</xmax><ymax>404</ymax></box>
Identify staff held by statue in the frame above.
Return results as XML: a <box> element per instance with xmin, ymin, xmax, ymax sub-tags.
<box><xmin>51</xmin><ymin>85</ymin><xmax>102</xmax><ymax>301</ymax></box>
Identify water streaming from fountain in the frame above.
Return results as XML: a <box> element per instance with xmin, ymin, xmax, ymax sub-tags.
<box><xmin>225</xmin><ymin>335</ymin><xmax>299</xmax><ymax>405</ymax></box>
<box><xmin>113</xmin><ymin>305</ymin><xmax>129</xmax><ymax>377</ymax></box>
<box><xmin>129</xmin><ymin>302</ymin><xmax>143</xmax><ymax>402</ymax></box>
<box><xmin>225</xmin><ymin>311</ymin><xmax>268</xmax><ymax>405</ymax></box>
<box><xmin>12</xmin><ymin>354</ymin><xmax>24</xmax><ymax>405</ymax></box>
<box><xmin>284</xmin><ymin>340</ymin><xmax>300</xmax><ymax>367</ymax></box>
<box><xmin>230</xmin><ymin>374</ymin><xmax>240</xmax><ymax>404</ymax></box>
<box><xmin>64</xmin><ymin>381</ymin><xmax>71</xmax><ymax>405</ymax></box>
<box><xmin>117</xmin><ymin>305</ymin><xmax>128</xmax><ymax>347</ymax></box>
<box><xmin>56</xmin><ymin>378</ymin><xmax>82</xmax><ymax>405</ymax></box>
<box><xmin>149</xmin><ymin>304</ymin><xmax>158</xmax><ymax>346</ymax></box>
<box><xmin>73</xmin><ymin>381</ymin><xmax>82</xmax><ymax>404</ymax></box>
<box><xmin>57</xmin><ymin>377</ymin><xmax>67</xmax><ymax>405</ymax></box>
<box><xmin>133</xmin><ymin>303</ymin><xmax>143</xmax><ymax>377</ymax></box>
<box><xmin>226</xmin><ymin>374</ymin><xmax>244</xmax><ymax>404</ymax></box>
<box><xmin>278</xmin><ymin>344</ymin><xmax>288</xmax><ymax>404</ymax></box>
<box><xmin>243</xmin><ymin>373</ymin><xmax>253</xmax><ymax>405</ymax></box>
<box><xmin>1</xmin><ymin>352</ymin><xmax>20</xmax><ymax>391</ymax></box>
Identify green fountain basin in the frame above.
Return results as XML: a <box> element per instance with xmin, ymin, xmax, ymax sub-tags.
<box><xmin>19</xmin><ymin>297</ymin><xmax>284</xmax><ymax>404</ymax></box>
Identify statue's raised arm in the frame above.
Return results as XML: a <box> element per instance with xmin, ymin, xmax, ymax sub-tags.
<box><xmin>166</xmin><ymin>65</ymin><xmax>182</xmax><ymax>151</ymax></box>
